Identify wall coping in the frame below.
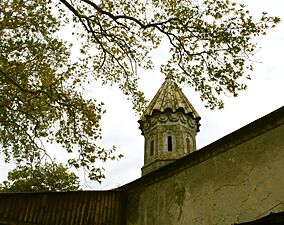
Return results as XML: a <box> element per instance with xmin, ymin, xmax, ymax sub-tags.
<box><xmin>118</xmin><ymin>105</ymin><xmax>284</xmax><ymax>192</ymax></box>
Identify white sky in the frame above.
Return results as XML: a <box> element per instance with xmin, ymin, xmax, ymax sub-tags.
<box><xmin>1</xmin><ymin>0</ymin><xmax>284</xmax><ymax>190</ymax></box>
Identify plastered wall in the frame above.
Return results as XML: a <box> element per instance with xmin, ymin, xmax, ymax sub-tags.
<box><xmin>126</xmin><ymin>123</ymin><xmax>284</xmax><ymax>225</ymax></box>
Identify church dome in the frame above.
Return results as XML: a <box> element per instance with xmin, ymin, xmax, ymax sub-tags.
<box><xmin>139</xmin><ymin>77</ymin><xmax>201</xmax><ymax>175</ymax></box>
<box><xmin>139</xmin><ymin>78</ymin><xmax>200</xmax><ymax>123</ymax></box>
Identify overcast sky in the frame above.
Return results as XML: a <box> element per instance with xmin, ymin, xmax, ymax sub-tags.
<box><xmin>1</xmin><ymin>0</ymin><xmax>283</xmax><ymax>190</ymax></box>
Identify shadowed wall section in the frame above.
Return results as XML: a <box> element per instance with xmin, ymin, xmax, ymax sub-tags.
<box><xmin>0</xmin><ymin>191</ymin><xmax>126</xmax><ymax>225</ymax></box>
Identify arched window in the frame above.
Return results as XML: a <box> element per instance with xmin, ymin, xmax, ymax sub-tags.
<box><xmin>167</xmin><ymin>136</ymin><xmax>173</xmax><ymax>152</ymax></box>
<box><xmin>150</xmin><ymin>140</ymin><xmax>154</xmax><ymax>156</ymax></box>
<box><xmin>186</xmin><ymin>137</ymin><xmax>191</xmax><ymax>153</ymax></box>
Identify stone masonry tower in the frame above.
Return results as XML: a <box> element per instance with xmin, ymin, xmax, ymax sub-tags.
<box><xmin>139</xmin><ymin>77</ymin><xmax>201</xmax><ymax>175</ymax></box>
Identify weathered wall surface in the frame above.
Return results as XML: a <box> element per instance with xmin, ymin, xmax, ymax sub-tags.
<box><xmin>126</xmin><ymin>117</ymin><xmax>284</xmax><ymax>225</ymax></box>
<box><xmin>1</xmin><ymin>108</ymin><xmax>283</xmax><ymax>225</ymax></box>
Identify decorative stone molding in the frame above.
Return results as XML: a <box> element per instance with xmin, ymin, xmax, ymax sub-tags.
<box><xmin>140</xmin><ymin>111</ymin><xmax>198</xmax><ymax>134</ymax></box>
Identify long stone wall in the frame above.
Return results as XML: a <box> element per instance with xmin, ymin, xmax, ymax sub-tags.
<box><xmin>1</xmin><ymin>107</ymin><xmax>283</xmax><ymax>225</ymax></box>
<box><xmin>124</xmin><ymin>108</ymin><xmax>284</xmax><ymax>225</ymax></box>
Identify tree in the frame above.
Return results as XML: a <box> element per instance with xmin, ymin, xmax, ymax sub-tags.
<box><xmin>0</xmin><ymin>0</ymin><xmax>121</xmax><ymax>181</ymax></box>
<box><xmin>0</xmin><ymin>0</ymin><xmax>280</xmax><ymax>181</ymax></box>
<box><xmin>1</xmin><ymin>163</ymin><xmax>80</xmax><ymax>192</ymax></box>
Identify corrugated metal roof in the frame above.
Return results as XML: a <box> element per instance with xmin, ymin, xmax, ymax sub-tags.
<box><xmin>139</xmin><ymin>78</ymin><xmax>200</xmax><ymax>121</ymax></box>
<box><xmin>0</xmin><ymin>191</ymin><xmax>126</xmax><ymax>225</ymax></box>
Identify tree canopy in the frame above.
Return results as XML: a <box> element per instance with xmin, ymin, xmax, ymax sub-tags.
<box><xmin>0</xmin><ymin>0</ymin><xmax>280</xmax><ymax>181</ymax></box>
<box><xmin>1</xmin><ymin>163</ymin><xmax>80</xmax><ymax>192</ymax></box>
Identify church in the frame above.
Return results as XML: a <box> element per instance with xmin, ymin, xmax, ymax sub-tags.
<box><xmin>0</xmin><ymin>78</ymin><xmax>283</xmax><ymax>225</ymax></box>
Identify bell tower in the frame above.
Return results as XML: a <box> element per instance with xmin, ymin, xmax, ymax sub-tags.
<box><xmin>139</xmin><ymin>77</ymin><xmax>201</xmax><ymax>175</ymax></box>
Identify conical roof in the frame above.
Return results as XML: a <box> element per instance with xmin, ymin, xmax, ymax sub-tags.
<box><xmin>139</xmin><ymin>78</ymin><xmax>200</xmax><ymax>121</ymax></box>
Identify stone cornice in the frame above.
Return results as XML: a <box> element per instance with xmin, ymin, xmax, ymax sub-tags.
<box><xmin>139</xmin><ymin>110</ymin><xmax>199</xmax><ymax>134</ymax></box>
